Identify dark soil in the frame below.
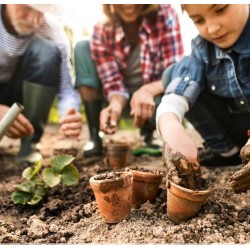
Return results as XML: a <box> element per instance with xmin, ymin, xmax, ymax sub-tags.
<box><xmin>92</xmin><ymin>172</ymin><xmax>123</xmax><ymax>180</ymax></box>
<box><xmin>128</xmin><ymin>167</ymin><xmax>163</xmax><ymax>175</ymax></box>
<box><xmin>0</xmin><ymin>124</ymin><xmax>249</xmax><ymax>244</ymax></box>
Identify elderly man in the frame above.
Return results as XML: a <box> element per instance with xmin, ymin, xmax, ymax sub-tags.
<box><xmin>0</xmin><ymin>4</ymin><xmax>82</xmax><ymax>163</ymax></box>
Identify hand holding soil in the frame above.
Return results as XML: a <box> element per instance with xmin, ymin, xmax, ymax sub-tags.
<box><xmin>230</xmin><ymin>140</ymin><xmax>250</xmax><ymax>193</ymax></box>
<box><xmin>162</xmin><ymin>142</ymin><xmax>204</xmax><ymax>190</ymax></box>
<box><xmin>240</xmin><ymin>142</ymin><xmax>250</xmax><ymax>163</ymax></box>
<box><xmin>230</xmin><ymin>162</ymin><xmax>250</xmax><ymax>193</ymax></box>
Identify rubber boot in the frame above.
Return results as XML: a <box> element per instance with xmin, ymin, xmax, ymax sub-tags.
<box><xmin>140</xmin><ymin>120</ymin><xmax>162</xmax><ymax>149</ymax></box>
<box><xmin>15</xmin><ymin>81</ymin><xmax>57</xmax><ymax>164</ymax></box>
<box><xmin>82</xmin><ymin>100</ymin><xmax>103</xmax><ymax>157</ymax></box>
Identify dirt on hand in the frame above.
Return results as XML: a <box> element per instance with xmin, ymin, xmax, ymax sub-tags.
<box><xmin>230</xmin><ymin>143</ymin><xmax>250</xmax><ymax>193</ymax></box>
<box><xmin>0</xmin><ymin>124</ymin><xmax>249</xmax><ymax>244</ymax></box>
<box><xmin>162</xmin><ymin>142</ymin><xmax>208</xmax><ymax>191</ymax></box>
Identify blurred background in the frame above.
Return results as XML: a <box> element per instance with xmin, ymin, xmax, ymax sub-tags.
<box><xmin>60</xmin><ymin>3</ymin><xmax>198</xmax><ymax>54</ymax></box>
<box><xmin>48</xmin><ymin>4</ymin><xmax>198</xmax><ymax>125</ymax></box>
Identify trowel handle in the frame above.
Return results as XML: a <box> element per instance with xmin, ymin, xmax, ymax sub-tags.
<box><xmin>0</xmin><ymin>103</ymin><xmax>24</xmax><ymax>140</ymax></box>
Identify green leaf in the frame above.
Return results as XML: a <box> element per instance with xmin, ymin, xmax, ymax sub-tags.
<box><xmin>50</xmin><ymin>155</ymin><xmax>75</xmax><ymax>173</ymax></box>
<box><xmin>22</xmin><ymin>167</ymin><xmax>33</xmax><ymax>180</ymax></box>
<box><xmin>16</xmin><ymin>181</ymin><xmax>35</xmax><ymax>193</ymax></box>
<box><xmin>12</xmin><ymin>180</ymin><xmax>47</xmax><ymax>205</ymax></box>
<box><xmin>22</xmin><ymin>161</ymin><xmax>42</xmax><ymax>180</ymax></box>
<box><xmin>27</xmin><ymin>195</ymin><xmax>44</xmax><ymax>205</ymax></box>
<box><xmin>42</xmin><ymin>168</ymin><xmax>61</xmax><ymax>187</ymax></box>
<box><xmin>11</xmin><ymin>190</ymin><xmax>32</xmax><ymax>205</ymax></box>
<box><xmin>61</xmin><ymin>164</ymin><xmax>80</xmax><ymax>186</ymax></box>
<box><xmin>32</xmin><ymin>161</ymin><xmax>43</xmax><ymax>177</ymax></box>
<box><xmin>34</xmin><ymin>183</ymin><xmax>47</xmax><ymax>197</ymax></box>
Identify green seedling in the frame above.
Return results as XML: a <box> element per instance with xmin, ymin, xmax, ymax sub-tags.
<box><xmin>11</xmin><ymin>155</ymin><xmax>80</xmax><ymax>205</ymax></box>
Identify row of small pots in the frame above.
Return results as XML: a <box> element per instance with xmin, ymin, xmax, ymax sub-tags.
<box><xmin>89</xmin><ymin>169</ymin><xmax>212</xmax><ymax>224</ymax></box>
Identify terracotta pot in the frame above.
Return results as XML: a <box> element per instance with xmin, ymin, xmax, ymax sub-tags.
<box><xmin>129</xmin><ymin>168</ymin><xmax>163</xmax><ymax>208</ymax></box>
<box><xmin>166</xmin><ymin>180</ymin><xmax>212</xmax><ymax>224</ymax></box>
<box><xmin>106</xmin><ymin>142</ymin><xmax>131</xmax><ymax>169</ymax></box>
<box><xmin>89</xmin><ymin>171</ymin><xmax>133</xmax><ymax>224</ymax></box>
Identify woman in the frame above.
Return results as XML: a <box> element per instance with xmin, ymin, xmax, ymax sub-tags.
<box><xmin>74</xmin><ymin>4</ymin><xmax>183</xmax><ymax>157</ymax></box>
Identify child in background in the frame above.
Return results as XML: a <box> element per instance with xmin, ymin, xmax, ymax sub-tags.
<box><xmin>157</xmin><ymin>4</ymin><xmax>250</xmax><ymax>169</ymax></box>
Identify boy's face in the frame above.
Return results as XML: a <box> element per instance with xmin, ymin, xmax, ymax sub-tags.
<box><xmin>185</xmin><ymin>4</ymin><xmax>249</xmax><ymax>49</ymax></box>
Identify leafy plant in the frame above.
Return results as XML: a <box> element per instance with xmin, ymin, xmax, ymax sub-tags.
<box><xmin>11</xmin><ymin>155</ymin><xmax>80</xmax><ymax>205</ymax></box>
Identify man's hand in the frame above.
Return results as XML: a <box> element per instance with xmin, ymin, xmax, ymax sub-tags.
<box><xmin>59</xmin><ymin>108</ymin><xmax>82</xmax><ymax>140</ymax></box>
<box><xmin>0</xmin><ymin>105</ymin><xmax>34</xmax><ymax>138</ymax></box>
<box><xmin>130</xmin><ymin>86</ymin><xmax>155</xmax><ymax>128</ymax></box>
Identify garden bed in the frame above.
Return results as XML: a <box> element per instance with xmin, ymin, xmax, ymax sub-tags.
<box><xmin>0</xmin><ymin>124</ymin><xmax>249</xmax><ymax>244</ymax></box>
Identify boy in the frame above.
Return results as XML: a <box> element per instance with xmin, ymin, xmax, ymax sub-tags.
<box><xmin>157</xmin><ymin>5</ymin><xmax>250</xmax><ymax>190</ymax></box>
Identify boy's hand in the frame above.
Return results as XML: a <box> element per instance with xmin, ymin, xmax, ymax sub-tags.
<box><xmin>0</xmin><ymin>105</ymin><xmax>34</xmax><ymax>138</ymax></box>
<box><xmin>230</xmin><ymin>163</ymin><xmax>250</xmax><ymax>193</ymax></box>
<box><xmin>230</xmin><ymin>136</ymin><xmax>250</xmax><ymax>193</ymax></box>
<box><xmin>163</xmin><ymin>141</ymin><xmax>201</xmax><ymax>189</ymax></box>
<box><xmin>159</xmin><ymin>113</ymin><xmax>201</xmax><ymax>189</ymax></box>
<box><xmin>159</xmin><ymin>113</ymin><xmax>199</xmax><ymax>167</ymax></box>
<box><xmin>59</xmin><ymin>108</ymin><xmax>82</xmax><ymax>140</ymax></box>
<box><xmin>240</xmin><ymin>138</ymin><xmax>250</xmax><ymax>162</ymax></box>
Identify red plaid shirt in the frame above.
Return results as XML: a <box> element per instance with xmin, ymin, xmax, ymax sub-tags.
<box><xmin>90</xmin><ymin>4</ymin><xmax>184</xmax><ymax>99</ymax></box>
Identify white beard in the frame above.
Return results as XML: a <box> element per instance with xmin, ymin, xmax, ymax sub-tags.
<box><xmin>11</xmin><ymin>19</ymin><xmax>38</xmax><ymax>36</ymax></box>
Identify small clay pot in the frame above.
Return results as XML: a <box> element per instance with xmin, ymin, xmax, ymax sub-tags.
<box><xmin>129</xmin><ymin>168</ymin><xmax>163</xmax><ymax>208</ymax></box>
<box><xmin>106</xmin><ymin>142</ymin><xmax>131</xmax><ymax>169</ymax></box>
<box><xmin>89</xmin><ymin>171</ymin><xmax>133</xmax><ymax>224</ymax></box>
<box><xmin>166</xmin><ymin>180</ymin><xmax>212</xmax><ymax>224</ymax></box>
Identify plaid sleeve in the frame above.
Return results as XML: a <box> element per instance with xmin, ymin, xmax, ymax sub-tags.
<box><xmin>90</xmin><ymin>24</ymin><xmax>129</xmax><ymax>99</ymax></box>
<box><xmin>159</xmin><ymin>4</ymin><xmax>184</xmax><ymax>68</ymax></box>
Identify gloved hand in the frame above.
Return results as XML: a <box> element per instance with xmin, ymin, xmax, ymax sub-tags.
<box><xmin>230</xmin><ymin>162</ymin><xmax>250</xmax><ymax>193</ymax></box>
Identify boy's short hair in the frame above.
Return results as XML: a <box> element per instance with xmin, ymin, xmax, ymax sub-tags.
<box><xmin>102</xmin><ymin>4</ymin><xmax>159</xmax><ymax>24</ymax></box>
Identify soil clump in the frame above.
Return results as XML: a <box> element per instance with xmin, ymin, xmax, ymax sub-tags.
<box><xmin>0</xmin><ymin>124</ymin><xmax>249</xmax><ymax>244</ymax></box>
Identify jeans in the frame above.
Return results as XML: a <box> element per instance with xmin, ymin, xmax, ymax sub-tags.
<box><xmin>74</xmin><ymin>40</ymin><xmax>166</xmax><ymax>131</ymax></box>
<box><xmin>0</xmin><ymin>38</ymin><xmax>60</xmax><ymax>106</ymax></box>
<box><xmin>185</xmin><ymin>90</ymin><xmax>250</xmax><ymax>152</ymax></box>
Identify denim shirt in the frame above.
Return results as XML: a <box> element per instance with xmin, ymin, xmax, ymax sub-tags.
<box><xmin>165</xmin><ymin>13</ymin><xmax>250</xmax><ymax>113</ymax></box>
